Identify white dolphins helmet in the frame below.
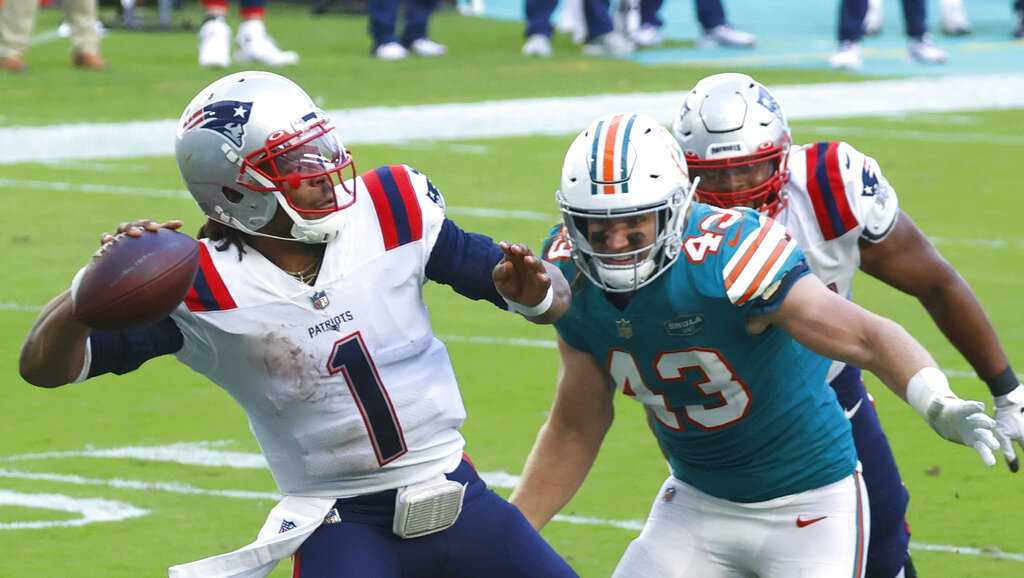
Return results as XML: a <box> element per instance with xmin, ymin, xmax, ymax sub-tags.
<box><xmin>558</xmin><ymin>112</ymin><xmax>696</xmax><ymax>293</ymax></box>
<box><xmin>175</xmin><ymin>71</ymin><xmax>357</xmax><ymax>244</ymax></box>
<box><xmin>672</xmin><ymin>73</ymin><xmax>792</xmax><ymax>216</ymax></box>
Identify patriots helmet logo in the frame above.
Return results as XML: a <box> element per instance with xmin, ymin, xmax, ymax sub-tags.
<box><xmin>756</xmin><ymin>86</ymin><xmax>782</xmax><ymax>120</ymax></box>
<box><xmin>183</xmin><ymin>100</ymin><xmax>253</xmax><ymax>148</ymax></box>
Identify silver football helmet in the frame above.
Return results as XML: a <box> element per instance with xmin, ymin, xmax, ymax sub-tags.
<box><xmin>671</xmin><ymin>73</ymin><xmax>792</xmax><ymax>216</ymax></box>
<box><xmin>175</xmin><ymin>71</ymin><xmax>356</xmax><ymax>244</ymax></box>
<box><xmin>558</xmin><ymin>113</ymin><xmax>696</xmax><ymax>293</ymax></box>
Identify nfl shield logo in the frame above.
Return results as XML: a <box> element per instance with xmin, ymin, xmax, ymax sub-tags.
<box><xmin>616</xmin><ymin>319</ymin><xmax>633</xmax><ymax>339</ymax></box>
<box><xmin>311</xmin><ymin>290</ymin><xmax>330</xmax><ymax>310</ymax></box>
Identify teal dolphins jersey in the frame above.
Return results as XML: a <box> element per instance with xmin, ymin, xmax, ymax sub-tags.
<box><xmin>544</xmin><ymin>203</ymin><xmax>856</xmax><ymax>503</ymax></box>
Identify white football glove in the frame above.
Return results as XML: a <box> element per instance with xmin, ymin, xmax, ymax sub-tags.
<box><xmin>994</xmin><ymin>384</ymin><xmax>1024</xmax><ymax>472</ymax></box>
<box><xmin>908</xmin><ymin>367</ymin><xmax>1002</xmax><ymax>467</ymax></box>
<box><xmin>924</xmin><ymin>396</ymin><xmax>1003</xmax><ymax>467</ymax></box>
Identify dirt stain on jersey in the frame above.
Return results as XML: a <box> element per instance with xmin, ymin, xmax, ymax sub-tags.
<box><xmin>260</xmin><ymin>331</ymin><xmax>335</xmax><ymax>409</ymax></box>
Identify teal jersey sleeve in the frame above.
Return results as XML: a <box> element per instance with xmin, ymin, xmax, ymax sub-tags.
<box><xmin>540</xmin><ymin>223</ymin><xmax>591</xmax><ymax>352</ymax></box>
<box><xmin>684</xmin><ymin>206</ymin><xmax>808</xmax><ymax>315</ymax></box>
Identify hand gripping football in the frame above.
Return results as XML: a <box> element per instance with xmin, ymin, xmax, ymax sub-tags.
<box><xmin>72</xmin><ymin>228</ymin><xmax>200</xmax><ymax>330</ymax></box>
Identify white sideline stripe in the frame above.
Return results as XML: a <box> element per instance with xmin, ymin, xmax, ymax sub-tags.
<box><xmin>0</xmin><ymin>311</ymin><xmax>1018</xmax><ymax>383</ymax></box>
<box><xmin>3</xmin><ymin>441</ymin><xmax>268</xmax><ymax>469</ymax></box>
<box><xmin>438</xmin><ymin>334</ymin><xmax>558</xmax><ymax>349</ymax></box>
<box><xmin>0</xmin><ymin>469</ymin><xmax>279</xmax><ymax>501</ymax></box>
<box><xmin>0</xmin><ymin>488</ymin><xmax>149</xmax><ymax>530</ymax></box>
<box><xmin>1</xmin><ymin>464</ymin><xmax>1021</xmax><ymax>563</ymax></box>
<box><xmin>909</xmin><ymin>541</ymin><xmax>1024</xmax><ymax>563</ymax></box>
<box><xmin>798</xmin><ymin>126</ymin><xmax>1024</xmax><ymax>145</ymax></box>
<box><xmin>0</xmin><ymin>178</ymin><xmax>558</xmax><ymax>221</ymax></box>
<box><xmin>4</xmin><ymin>74</ymin><xmax>1024</xmax><ymax>164</ymax></box>
<box><xmin>8</xmin><ymin>178</ymin><xmax>1024</xmax><ymax>246</ymax></box>
<box><xmin>0</xmin><ymin>302</ymin><xmax>42</xmax><ymax>312</ymax></box>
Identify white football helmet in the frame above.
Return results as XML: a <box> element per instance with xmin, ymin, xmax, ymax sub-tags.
<box><xmin>175</xmin><ymin>71</ymin><xmax>356</xmax><ymax>244</ymax></box>
<box><xmin>672</xmin><ymin>73</ymin><xmax>792</xmax><ymax>216</ymax></box>
<box><xmin>558</xmin><ymin>113</ymin><xmax>695</xmax><ymax>292</ymax></box>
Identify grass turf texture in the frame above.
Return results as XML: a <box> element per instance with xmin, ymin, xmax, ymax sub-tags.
<box><xmin>2</xmin><ymin>108</ymin><xmax>1023</xmax><ymax>576</ymax></box>
<box><xmin>0</xmin><ymin>5</ymin><xmax>872</xmax><ymax>127</ymax></box>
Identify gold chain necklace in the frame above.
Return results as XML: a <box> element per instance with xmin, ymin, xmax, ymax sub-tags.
<box><xmin>284</xmin><ymin>259</ymin><xmax>322</xmax><ymax>285</ymax></box>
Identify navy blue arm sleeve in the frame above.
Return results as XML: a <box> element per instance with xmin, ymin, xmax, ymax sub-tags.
<box><xmin>748</xmin><ymin>261</ymin><xmax>811</xmax><ymax>317</ymax></box>
<box><xmin>425</xmin><ymin>218</ymin><xmax>507</xmax><ymax>310</ymax></box>
<box><xmin>86</xmin><ymin>317</ymin><xmax>185</xmax><ymax>378</ymax></box>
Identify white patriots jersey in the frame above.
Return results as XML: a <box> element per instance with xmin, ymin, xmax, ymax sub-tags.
<box><xmin>778</xmin><ymin>141</ymin><xmax>899</xmax><ymax>380</ymax></box>
<box><xmin>170</xmin><ymin>164</ymin><xmax>466</xmax><ymax>498</ymax></box>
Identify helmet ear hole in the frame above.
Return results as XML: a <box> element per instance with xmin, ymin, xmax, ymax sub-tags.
<box><xmin>222</xmin><ymin>186</ymin><xmax>244</xmax><ymax>204</ymax></box>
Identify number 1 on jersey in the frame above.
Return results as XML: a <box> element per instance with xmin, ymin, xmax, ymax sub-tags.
<box><xmin>328</xmin><ymin>332</ymin><xmax>408</xmax><ymax>466</ymax></box>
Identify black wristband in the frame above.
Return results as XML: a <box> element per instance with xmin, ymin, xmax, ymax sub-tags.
<box><xmin>984</xmin><ymin>366</ymin><xmax>1020</xmax><ymax>397</ymax></box>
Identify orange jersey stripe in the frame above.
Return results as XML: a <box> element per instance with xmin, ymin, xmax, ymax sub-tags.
<box><xmin>736</xmin><ymin>236</ymin><xmax>790</xmax><ymax>306</ymax></box>
<box><xmin>723</xmin><ymin>221</ymin><xmax>773</xmax><ymax>290</ymax></box>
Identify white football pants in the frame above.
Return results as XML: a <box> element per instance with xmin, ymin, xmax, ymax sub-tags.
<box><xmin>613</xmin><ymin>469</ymin><xmax>870</xmax><ymax>578</ymax></box>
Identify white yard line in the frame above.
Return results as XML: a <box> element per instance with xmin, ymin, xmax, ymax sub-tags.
<box><xmin>3</xmin><ymin>74</ymin><xmax>1024</xmax><ymax>164</ymax></box>
<box><xmin>0</xmin><ymin>488</ymin><xmax>148</xmax><ymax>530</ymax></box>
<box><xmin>1</xmin><ymin>445</ymin><xmax>1021</xmax><ymax>563</ymax></box>
<box><xmin>0</xmin><ymin>306</ymin><xmax>1018</xmax><ymax>382</ymax></box>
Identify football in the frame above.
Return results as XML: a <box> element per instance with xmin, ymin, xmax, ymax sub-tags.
<box><xmin>72</xmin><ymin>228</ymin><xmax>200</xmax><ymax>330</ymax></box>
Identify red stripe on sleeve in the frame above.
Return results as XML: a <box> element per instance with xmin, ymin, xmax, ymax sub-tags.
<box><xmin>388</xmin><ymin>165</ymin><xmax>423</xmax><ymax>242</ymax></box>
<box><xmin>361</xmin><ymin>169</ymin><xmax>400</xmax><ymax>250</ymax></box>
<box><xmin>183</xmin><ymin>285</ymin><xmax>206</xmax><ymax>312</ymax></box>
<box><xmin>804</xmin><ymin>144</ymin><xmax>838</xmax><ymax>240</ymax></box>
<box><xmin>824</xmin><ymin>142</ymin><xmax>859</xmax><ymax>233</ymax></box>
<box><xmin>198</xmin><ymin>243</ymin><xmax>237</xmax><ymax>310</ymax></box>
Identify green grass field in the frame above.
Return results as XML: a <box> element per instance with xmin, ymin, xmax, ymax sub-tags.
<box><xmin>2</xmin><ymin>5</ymin><xmax>1023</xmax><ymax>577</ymax></box>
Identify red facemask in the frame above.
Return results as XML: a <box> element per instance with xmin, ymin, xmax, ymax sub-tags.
<box><xmin>687</xmin><ymin>145</ymin><xmax>790</xmax><ymax>217</ymax></box>
<box><xmin>239</xmin><ymin>119</ymin><xmax>357</xmax><ymax>217</ymax></box>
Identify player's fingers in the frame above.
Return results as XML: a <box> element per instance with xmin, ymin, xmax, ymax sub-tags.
<box><xmin>994</xmin><ymin>429</ymin><xmax>1019</xmax><ymax>472</ymax></box>
<box><xmin>160</xmin><ymin>219</ymin><xmax>183</xmax><ymax>230</ymax></box>
<box><xmin>974</xmin><ymin>427</ymin><xmax>1000</xmax><ymax>451</ymax></box>
<box><xmin>492</xmin><ymin>260</ymin><xmax>510</xmax><ymax>281</ymax></box>
<box><xmin>965</xmin><ymin>411</ymin><xmax>996</xmax><ymax>430</ymax></box>
<box><xmin>523</xmin><ymin>254</ymin><xmax>544</xmax><ymax>272</ymax></box>
<box><xmin>973</xmin><ymin>440</ymin><xmax>997</xmax><ymax>467</ymax></box>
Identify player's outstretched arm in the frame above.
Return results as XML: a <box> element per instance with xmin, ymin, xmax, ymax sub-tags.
<box><xmin>510</xmin><ymin>335</ymin><xmax>614</xmax><ymax>530</ymax></box>
<box><xmin>493</xmin><ymin>241</ymin><xmax>571</xmax><ymax>324</ymax></box>
<box><xmin>753</xmin><ymin>274</ymin><xmax>1004</xmax><ymax>467</ymax></box>
<box><xmin>19</xmin><ymin>290</ymin><xmax>91</xmax><ymax>388</ymax></box>
<box><xmin>19</xmin><ymin>219</ymin><xmax>185</xmax><ymax>388</ymax></box>
<box><xmin>860</xmin><ymin>211</ymin><xmax>1023</xmax><ymax>471</ymax></box>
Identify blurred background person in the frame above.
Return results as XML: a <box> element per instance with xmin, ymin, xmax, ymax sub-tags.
<box><xmin>369</xmin><ymin>0</ymin><xmax>447</xmax><ymax>60</ymax></box>
<box><xmin>831</xmin><ymin>0</ymin><xmax>946</xmax><ymax>70</ymax></box>
<box><xmin>865</xmin><ymin>0</ymin><xmax>970</xmax><ymax>36</ymax></box>
<box><xmin>198</xmin><ymin>0</ymin><xmax>298</xmax><ymax>68</ymax></box>
<box><xmin>522</xmin><ymin>0</ymin><xmax>634</xmax><ymax>57</ymax></box>
<box><xmin>1015</xmin><ymin>0</ymin><xmax>1023</xmax><ymax>37</ymax></box>
<box><xmin>1</xmin><ymin>0</ymin><xmax>104</xmax><ymax>72</ymax></box>
<box><xmin>630</xmin><ymin>0</ymin><xmax>755</xmax><ymax>48</ymax></box>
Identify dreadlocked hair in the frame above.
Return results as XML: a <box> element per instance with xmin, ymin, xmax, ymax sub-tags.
<box><xmin>197</xmin><ymin>219</ymin><xmax>246</xmax><ymax>261</ymax></box>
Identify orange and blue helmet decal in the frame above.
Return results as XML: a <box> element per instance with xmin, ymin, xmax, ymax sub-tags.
<box><xmin>589</xmin><ymin>113</ymin><xmax>638</xmax><ymax>195</ymax></box>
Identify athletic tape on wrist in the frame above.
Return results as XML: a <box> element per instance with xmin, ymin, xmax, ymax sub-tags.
<box><xmin>505</xmin><ymin>285</ymin><xmax>554</xmax><ymax>318</ymax></box>
<box><xmin>906</xmin><ymin>366</ymin><xmax>955</xmax><ymax>422</ymax></box>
